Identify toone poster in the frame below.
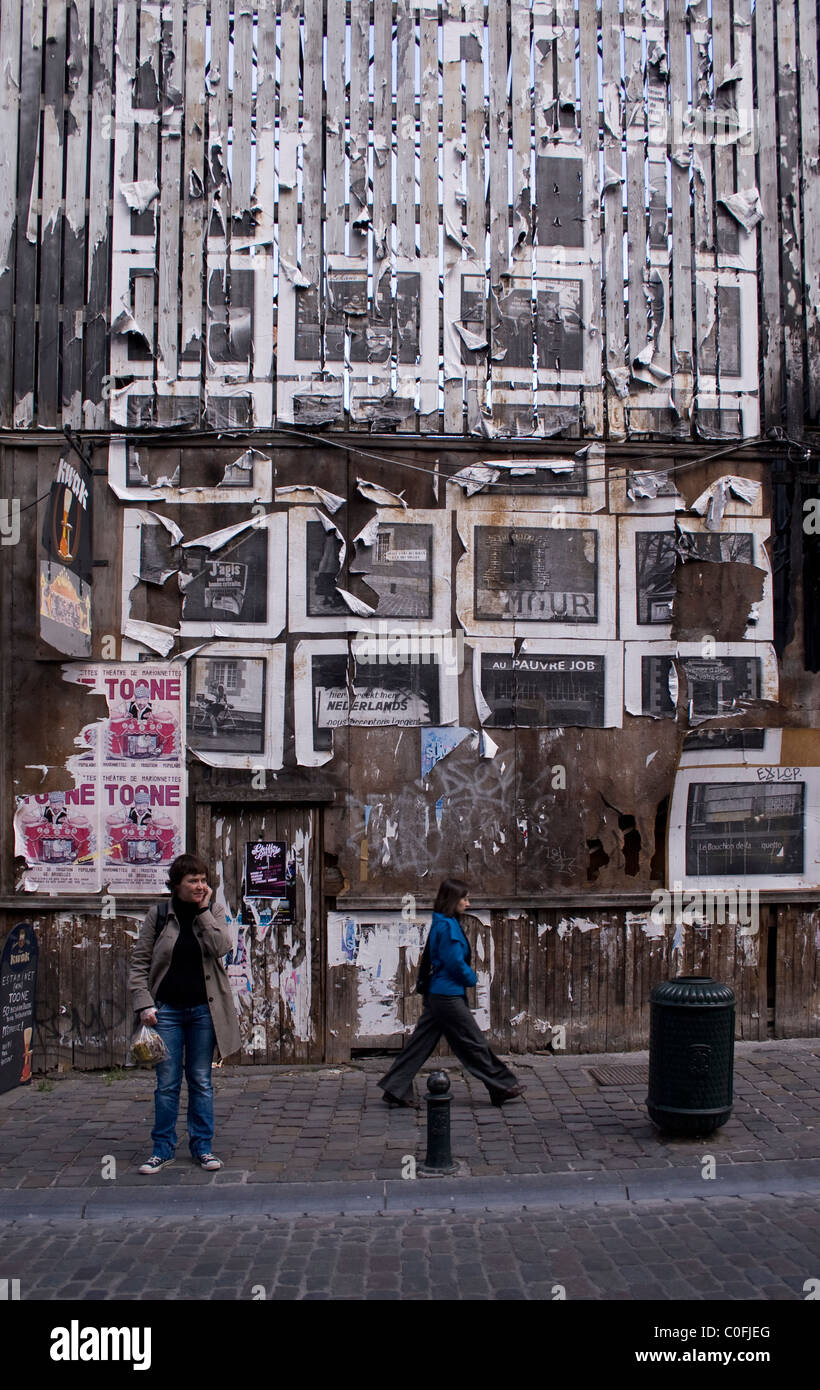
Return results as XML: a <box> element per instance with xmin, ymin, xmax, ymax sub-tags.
<box><xmin>14</xmin><ymin>664</ymin><xmax>185</xmax><ymax>894</ymax></box>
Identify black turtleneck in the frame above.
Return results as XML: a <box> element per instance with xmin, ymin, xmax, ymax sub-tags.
<box><xmin>155</xmin><ymin>896</ymin><xmax>208</xmax><ymax>1007</ymax></box>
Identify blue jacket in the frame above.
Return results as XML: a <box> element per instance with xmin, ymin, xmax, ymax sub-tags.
<box><xmin>427</xmin><ymin>912</ymin><xmax>478</xmax><ymax>996</ymax></box>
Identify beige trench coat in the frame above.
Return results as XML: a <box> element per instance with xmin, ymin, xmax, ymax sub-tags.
<box><xmin>128</xmin><ymin>901</ymin><xmax>241</xmax><ymax>1062</ymax></box>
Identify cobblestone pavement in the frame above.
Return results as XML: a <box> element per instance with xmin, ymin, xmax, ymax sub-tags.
<box><xmin>0</xmin><ymin>1040</ymin><xmax>818</xmax><ymax>1189</ymax></box>
<box><xmin>2</xmin><ymin>1196</ymin><xmax>818</xmax><ymax>1301</ymax></box>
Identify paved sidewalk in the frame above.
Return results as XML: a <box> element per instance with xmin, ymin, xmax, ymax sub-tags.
<box><xmin>1</xmin><ymin>1039</ymin><xmax>818</xmax><ymax>1214</ymax></box>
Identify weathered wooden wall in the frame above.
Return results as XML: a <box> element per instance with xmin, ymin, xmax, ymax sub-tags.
<box><xmin>14</xmin><ymin>902</ymin><xmax>812</xmax><ymax>1070</ymax></box>
<box><xmin>0</xmin><ymin>0</ymin><xmax>818</xmax><ymax>436</ymax></box>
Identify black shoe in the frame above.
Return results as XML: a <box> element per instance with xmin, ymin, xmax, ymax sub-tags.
<box><xmin>382</xmin><ymin>1089</ymin><xmax>419</xmax><ymax>1109</ymax></box>
<box><xmin>489</xmin><ymin>1084</ymin><xmax>527</xmax><ymax>1107</ymax></box>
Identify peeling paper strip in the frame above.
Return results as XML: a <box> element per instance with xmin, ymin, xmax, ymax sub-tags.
<box><xmin>122</xmin><ymin>620</ymin><xmax>176</xmax><ymax>657</ymax></box>
<box><xmin>335</xmin><ymin>588</ymin><xmax>375</xmax><ymax>617</ymax></box>
<box><xmin>479</xmin><ymin>730</ymin><xmax>498</xmax><ymax>759</ymax></box>
<box><xmin>180</xmin><ymin>514</ymin><xmax>267</xmax><ymax>553</ymax></box>
<box><xmin>626</xmin><ymin>470</ymin><xmax>686</xmax><ymax>507</ymax></box>
<box><xmin>275</xmin><ymin>485</ymin><xmax>345</xmax><ymax>513</ymax></box>
<box><xmin>448</xmin><ymin>464</ymin><xmax>499</xmax><ymax>496</ymax></box>
<box><xmin>689</xmin><ymin>476</ymin><xmax>762</xmax><ymax>530</ymax></box>
<box><xmin>119</xmin><ymin>179</ymin><xmax>160</xmax><ymax>213</ymax></box>
<box><xmin>469</xmin><ymin>640</ymin><xmax>514</xmax><ymax>725</ymax></box>
<box><xmin>356</xmin><ymin>478</ymin><xmax>407</xmax><ymax>508</ymax></box>
<box><xmin>353</xmin><ymin>516</ymin><xmax>380</xmax><ymax>549</ymax></box>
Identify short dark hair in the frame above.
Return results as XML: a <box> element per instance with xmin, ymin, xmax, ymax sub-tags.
<box><xmin>432</xmin><ymin>877</ymin><xmax>469</xmax><ymax>918</ymax></box>
<box><xmin>166</xmin><ymin>854</ymin><xmax>210</xmax><ymax>892</ymax></box>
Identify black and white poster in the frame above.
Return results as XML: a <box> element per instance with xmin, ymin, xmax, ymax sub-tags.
<box><xmin>536</xmin><ymin>278</ymin><xmax>584</xmax><ymax>374</ymax></box>
<box><xmin>322</xmin><ymin>657</ymin><xmax>442</xmax><ymax>728</ymax></box>
<box><xmin>187</xmin><ymin>655</ymin><xmax>267</xmax><ymax>755</ymax></box>
<box><xmin>472</xmin><ymin>640</ymin><xmax>623</xmax><ymax>729</ymax></box>
<box><xmin>669</xmin><ymin>761</ymin><xmax>820</xmax><ymax>889</ymax></box>
<box><xmin>478</xmin><ymin>653</ymin><xmax>605</xmax><ymax>728</ymax></box>
<box><xmin>179</xmin><ymin>514</ymin><xmax>287</xmax><ymax>639</ymax></box>
<box><xmin>474</xmin><ymin>526</ymin><xmax>597</xmax><ymax>623</ymax></box>
<box><xmin>180</xmin><ymin>531</ymin><xmax>268</xmax><ymax>624</ymax></box>
<box><xmin>351</xmin><ymin>522</ymin><xmax>433</xmax><ymax>619</ymax></box>
<box><xmin>635</xmin><ymin>530</ymin><xmax>678</xmax><ymax>625</ymax></box>
<box><xmin>682</xmin><ymin>727</ymin><xmax>767</xmax><ymax>753</ymax></box>
<box><xmin>685</xmin><ymin>780</ymin><xmax>805</xmax><ymax>878</ymax></box>
<box><xmin>459</xmin><ymin>512</ymin><xmax>616</xmax><ymax>638</ymax></box>
<box><xmin>535</xmin><ymin>153</ymin><xmax>585</xmax><ymax>248</ymax></box>
<box><xmin>641</xmin><ymin>654</ymin><xmax>762</xmax><ymax>720</ymax></box>
<box><xmin>184</xmin><ymin>643</ymin><xmax>285</xmax><ymax>770</ymax></box>
<box><xmin>294</xmin><ymin>639</ymin><xmax>459</xmax><ymax>766</ymax></box>
<box><xmin>309</xmin><ymin>651</ymin><xmax>348</xmax><ymax>754</ymax></box>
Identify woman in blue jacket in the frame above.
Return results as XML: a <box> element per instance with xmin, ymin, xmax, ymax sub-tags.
<box><xmin>378</xmin><ymin>877</ymin><xmax>525</xmax><ymax>1108</ymax></box>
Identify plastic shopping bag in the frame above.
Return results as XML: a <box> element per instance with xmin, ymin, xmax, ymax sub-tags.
<box><xmin>130</xmin><ymin>1023</ymin><xmax>169</xmax><ymax>1067</ymax></box>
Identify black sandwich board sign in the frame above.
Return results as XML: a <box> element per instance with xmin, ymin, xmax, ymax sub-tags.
<box><xmin>0</xmin><ymin>923</ymin><xmax>38</xmax><ymax>1094</ymax></box>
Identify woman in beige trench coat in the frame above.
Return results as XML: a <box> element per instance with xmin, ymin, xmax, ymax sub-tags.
<box><xmin>128</xmin><ymin>853</ymin><xmax>241</xmax><ymax>1174</ymax></box>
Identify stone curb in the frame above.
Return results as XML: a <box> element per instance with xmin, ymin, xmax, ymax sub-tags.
<box><xmin>3</xmin><ymin>1158</ymin><xmax>820</xmax><ymax>1221</ymax></box>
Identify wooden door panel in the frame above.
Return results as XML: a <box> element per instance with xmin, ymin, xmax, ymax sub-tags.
<box><xmin>207</xmin><ymin>804</ymin><xmax>324</xmax><ymax>1063</ymax></box>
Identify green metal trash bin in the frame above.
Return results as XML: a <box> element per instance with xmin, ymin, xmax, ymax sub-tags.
<box><xmin>647</xmin><ymin>976</ymin><xmax>735</xmax><ymax>1135</ymax></box>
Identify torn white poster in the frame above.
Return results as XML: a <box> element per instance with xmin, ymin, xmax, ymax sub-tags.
<box><xmin>356</xmin><ymin>478</ymin><xmax>408</xmax><ymax>508</ymax></box>
<box><xmin>689</xmin><ymin>475</ymin><xmax>762</xmax><ymax>530</ymax></box>
<box><xmin>274</xmin><ymin>484</ymin><xmax>346</xmax><ymax>513</ymax></box>
<box><xmin>107</xmin><ymin>437</ymin><xmax>273</xmax><ymax>505</ymax></box>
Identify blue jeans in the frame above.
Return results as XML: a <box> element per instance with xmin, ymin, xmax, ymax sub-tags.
<box><xmin>151</xmin><ymin>1003</ymin><xmax>216</xmax><ymax>1159</ymax></box>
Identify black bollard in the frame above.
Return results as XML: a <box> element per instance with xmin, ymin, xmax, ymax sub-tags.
<box><xmin>417</xmin><ymin>1070</ymin><xmax>458</xmax><ymax>1177</ymax></box>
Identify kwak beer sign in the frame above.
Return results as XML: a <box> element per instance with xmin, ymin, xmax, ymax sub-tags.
<box><xmin>39</xmin><ymin>453</ymin><xmax>94</xmax><ymax>656</ymax></box>
<box><xmin>0</xmin><ymin>923</ymin><xmax>38</xmax><ymax>1094</ymax></box>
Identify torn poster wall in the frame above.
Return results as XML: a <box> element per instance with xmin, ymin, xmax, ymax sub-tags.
<box><xmin>14</xmin><ymin>4</ymin><xmax>820</xmax><ymax>442</ymax></box>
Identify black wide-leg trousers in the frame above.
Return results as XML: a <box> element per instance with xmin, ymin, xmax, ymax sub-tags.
<box><xmin>378</xmin><ymin>994</ymin><xmax>519</xmax><ymax>1100</ymax></box>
